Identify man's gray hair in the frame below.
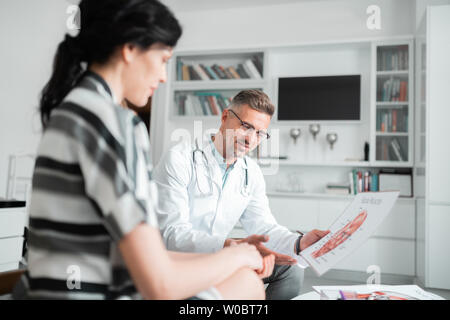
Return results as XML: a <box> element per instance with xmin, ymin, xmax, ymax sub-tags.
<box><xmin>230</xmin><ymin>89</ymin><xmax>275</xmax><ymax>117</ymax></box>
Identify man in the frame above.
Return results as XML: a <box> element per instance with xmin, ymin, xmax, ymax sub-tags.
<box><xmin>153</xmin><ymin>90</ymin><xmax>329</xmax><ymax>300</ymax></box>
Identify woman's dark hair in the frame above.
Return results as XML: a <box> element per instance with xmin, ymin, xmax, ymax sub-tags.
<box><xmin>40</xmin><ymin>0</ymin><xmax>182</xmax><ymax>128</ymax></box>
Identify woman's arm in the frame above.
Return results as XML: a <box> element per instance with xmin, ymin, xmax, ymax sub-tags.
<box><xmin>168</xmin><ymin>251</ymin><xmax>208</xmax><ymax>260</ymax></box>
<box><xmin>119</xmin><ymin>223</ymin><xmax>263</xmax><ymax>300</ymax></box>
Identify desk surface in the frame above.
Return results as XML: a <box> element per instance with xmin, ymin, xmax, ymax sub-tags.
<box><xmin>292</xmin><ymin>291</ymin><xmax>321</xmax><ymax>300</ymax></box>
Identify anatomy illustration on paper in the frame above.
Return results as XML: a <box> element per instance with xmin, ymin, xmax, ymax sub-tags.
<box><xmin>312</xmin><ymin>210</ymin><xmax>368</xmax><ymax>259</ymax></box>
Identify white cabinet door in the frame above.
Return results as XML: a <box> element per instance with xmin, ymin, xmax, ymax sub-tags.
<box><xmin>427</xmin><ymin>5</ymin><xmax>450</xmax><ymax>203</ymax></box>
<box><xmin>374</xmin><ymin>200</ymin><xmax>415</xmax><ymax>239</ymax></box>
<box><xmin>317</xmin><ymin>198</ymin><xmax>351</xmax><ymax>230</ymax></box>
<box><xmin>427</xmin><ymin>204</ymin><xmax>450</xmax><ymax>289</ymax></box>
<box><xmin>269</xmin><ymin>197</ymin><xmax>319</xmax><ymax>232</ymax></box>
<box><xmin>0</xmin><ymin>237</ymin><xmax>23</xmax><ymax>265</ymax></box>
<box><xmin>334</xmin><ymin>238</ymin><xmax>415</xmax><ymax>276</ymax></box>
<box><xmin>0</xmin><ymin>207</ymin><xmax>26</xmax><ymax>238</ymax></box>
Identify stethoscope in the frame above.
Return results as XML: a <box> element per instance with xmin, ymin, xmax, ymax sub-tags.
<box><xmin>192</xmin><ymin>138</ymin><xmax>249</xmax><ymax>197</ymax></box>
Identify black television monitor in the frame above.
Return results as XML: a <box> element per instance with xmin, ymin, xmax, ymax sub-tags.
<box><xmin>277</xmin><ymin>75</ymin><xmax>361</xmax><ymax>121</ymax></box>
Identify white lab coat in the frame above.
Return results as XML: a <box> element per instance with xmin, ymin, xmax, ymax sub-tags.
<box><xmin>153</xmin><ymin>139</ymin><xmax>307</xmax><ymax>267</ymax></box>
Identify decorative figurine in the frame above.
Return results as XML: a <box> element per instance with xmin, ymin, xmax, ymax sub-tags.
<box><xmin>290</xmin><ymin>128</ymin><xmax>301</xmax><ymax>144</ymax></box>
<box><xmin>309</xmin><ymin>124</ymin><xmax>320</xmax><ymax>140</ymax></box>
<box><xmin>326</xmin><ymin>132</ymin><xmax>338</xmax><ymax>150</ymax></box>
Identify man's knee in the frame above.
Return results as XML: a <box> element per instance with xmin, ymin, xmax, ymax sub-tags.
<box><xmin>276</xmin><ymin>264</ymin><xmax>303</xmax><ymax>281</ymax></box>
<box><xmin>265</xmin><ymin>264</ymin><xmax>304</xmax><ymax>300</ymax></box>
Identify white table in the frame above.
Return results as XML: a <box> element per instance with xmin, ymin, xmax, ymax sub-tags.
<box><xmin>292</xmin><ymin>291</ymin><xmax>321</xmax><ymax>300</ymax></box>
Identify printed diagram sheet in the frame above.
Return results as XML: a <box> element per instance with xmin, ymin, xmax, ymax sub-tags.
<box><xmin>300</xmin><ymin>191</ymin><xmax>400</xmax><ymax>276</ymax></box>
<box><xmin>312</xmin><ymin>285</ymin><xmax>445</xmax><ymax>300</ymax></box>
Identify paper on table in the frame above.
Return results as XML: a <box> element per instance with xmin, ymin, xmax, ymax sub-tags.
<box><xmin>312</xmin><ymin>285</ymin><xmax>445</xmax><ymax>300</ymax></box>
<box><xmin>300</xmin><ymin>191</ymin><xmax>400</xmax><ymax>276</ymax></box>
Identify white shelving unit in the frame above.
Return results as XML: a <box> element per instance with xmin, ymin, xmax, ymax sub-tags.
<box><xmin>414</xmin><ymin>5</ymin><xmax>450</xmax><ymax>290</ymax></box>
<box><xmin>256</xmin><ymin>159</ymin><xmax>371</xmax><ymax>168</ymax></box>
<box><xmin>370</xmin><ymin>40</ymin><xmax>414</xmax><ymax>167</ymax></box>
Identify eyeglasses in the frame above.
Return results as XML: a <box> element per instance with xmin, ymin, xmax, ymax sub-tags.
<box><xmin>228</xmin><ymin>109</ymin><xmax>270</xmax><ymax>140</ymax></box>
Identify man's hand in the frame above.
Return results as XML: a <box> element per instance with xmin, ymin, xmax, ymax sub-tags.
<box><xmin>224</xmin><ymin>234</ymin><xmax>297</xmax><ymax>265</ymax></box>
<box><xmin>299</xmin><ymin>229</ymin><xmax>330</xmax><ymax>251</ymax></box>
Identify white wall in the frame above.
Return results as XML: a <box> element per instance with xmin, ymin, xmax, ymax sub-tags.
<box><xmin>0</xmin><ymin>0</ymin><xmax>70</xmax><ymax>198</ymax></box>
<box><xmin>415</xmin><ymin>0</ymin><xmax>450</xmax><ymax>29</ymax></box>
<box><xmin>171</xmin><ymin>0</ymin><xmax>415</xmax><ymax>51</ymax></box>
<box><xmin>268</xmin><ymin>43</ymin><xmax>371</xmax><ymax>163</ymax></box>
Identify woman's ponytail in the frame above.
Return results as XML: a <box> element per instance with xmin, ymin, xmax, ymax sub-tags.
<box><xmin>39</xmin><ymin>34</ymin><xmax>84</xmax><ymax>128</ymax></box>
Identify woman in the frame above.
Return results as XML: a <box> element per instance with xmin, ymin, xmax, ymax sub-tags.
<box><xmin>13</xmin><ymin>0</ymin><xmax>274</xmax><ymax>300</ymax></box>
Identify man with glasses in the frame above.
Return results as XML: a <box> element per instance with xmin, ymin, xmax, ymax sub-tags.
<box><xmin>153</xmin><ymin>90</ymin><xmax>329</xmax><ymax>300</ymax></box>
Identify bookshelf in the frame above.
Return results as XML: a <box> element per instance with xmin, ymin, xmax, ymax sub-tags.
<box><xmin>170</xmin><ymin>50</ymin><xmax>268</xmax><ymax>119</ymax></box>
<box><xmin>371</xmin><ymin>41</ymin><xmax>414</xmax><ymax>166</ymax></box>
<box><xmin>175</xmin><ymin>51</ymin><xmax>264</xmax><ymax>81</ymax></box>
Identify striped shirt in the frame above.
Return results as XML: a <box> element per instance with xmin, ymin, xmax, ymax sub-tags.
<box><xmin>13</xmin><ymin>71</ymin><xmax>158</xmax><ymax>299</ymax></box>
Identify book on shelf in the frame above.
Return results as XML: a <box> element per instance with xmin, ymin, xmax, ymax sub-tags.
<box><xmin>357</xmin><ymin>171</ymin><xmax>363</xmax><ymax>193</ymax></box>
<box><xmin>241</xmin><ymin>63</ymin><xmax>253</xmax><ymax>80</ymax></box>
<box><xmin>176</xmin><ymin>59</ymin><xmax>183</xmax><ymax>81</ymax></box>
<box><xmin>220</xmin><ymin>65</ymin><xmax>234</xmax><ymax>79</ymax></box>
<box><xmin>212</xmin><ymin>64</ymin><xmax>227</xmax><ymax>79</ymax></box>
<box><xmin>194</xmin><ymin>96</ymin><xmax>205</xmax><ymax>115</ymax></box>
<box><xmin>236</xmin><ymin>63</ymin><xmax>250</xmax><ymax>79</ymax></box>
<box><xmin>348</xmin><ymin>172</ymin><xmax>355</xmax><ymax>195</ymax></box>
<box><xmin>326</xmin><ymin>183</ymin><xmax>350</xmax><ymax>195</ymax></box>
<box><xmin>193</xmin><ymin>64</ymin><xmax>210</xmax><ymax>81</ymax></box>
<box><xmin>350</xmin><ymin>170</ymin><xmax>379</xmax><ymax>195</ymax></box>
<box><xmin>183</xmin><ymin>95</ymin><xmax>194</xmax><ymax>115</ymax></box>
<box><xmin>198</xmin><ymin>96</ymin><xmax>211</xmax><ymax>115</ymax></box>
<box><xmin>376</xmin><ymin>137</ymin><xmax>407</xmax><ymax>161</ymax></box>
<box><xmin>215</xmin><ymin>95</ymin><xmax>227</xmax><ymax>111</ymax></box>
<box><xmin>176</xmin><ymin>95</ymin><xmax>187</xmax><ymax>115</ymax></box>
<box><xmin>251</xmin><ymin>55</ymin><xmax>263</xmax><ymax>76</ymax></box>
<box><xmin>188</xmin><ymin>65</ymin><xmax>201</xmax><ymax>80</ymax></box>
<box><xmin>244</xmin><ymin>59</ymin><xmax>262</xmax><ymax>79</ymax></box>
<box><xmin>380</xmin><ymin>79</ymin><xmax>408</xmax><ymax>102</ymax></box>
<box><xmin>177</xmin><ymin>91</ymin><xmax>232</xmax><ymax>116</ymax></box>
<box><xmin>392</xmin><ymin>109</ymin><xmax>397</xmax><ymax>132</ymax></box>
<box><xmin>376</xmin><ymin>109</ymin><xmax>408</xmax><ymax>133</ymax></box>
<box><xmin>364</xmin><ymin>172</ymin><xmax>370</xmax><ymax>192</ymax></box>
<box><xmin>378</xmin><ymin>47</ymin><xmax>408</xmax><ymax>71</ymax></box>
<box><xmin>208</xmin><ymin>96</ymin><xmax>220</xmax><ymax>115</ymax></box>
<box><xmin>227</xmin><ymin>66</ymin><xmax>241</xmax><ymax>79</ymax></box>
<box><xmin>390</xmin><ymin>138</ymin><xmax>405</xmax><ymax>161</ymax></box>
<box><xmin>176</xmin><ymin>55</ymin><xmax>263</xmax><ymax>80</ymax></box>
<box><xmin>202</xmin><ymin>64</ymin><xmax>219</xmax><ymax>80</ymax></box>
<box><xmin>182</xmin><ymin>64</ymin><xmax>190</xmax><ymax>81</ymax></box>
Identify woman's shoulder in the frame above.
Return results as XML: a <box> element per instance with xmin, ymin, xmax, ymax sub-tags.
<box><xmin>50</xmin><ymin>82</ymin><xmax>130</xmax><ymax>145</ymax></box>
